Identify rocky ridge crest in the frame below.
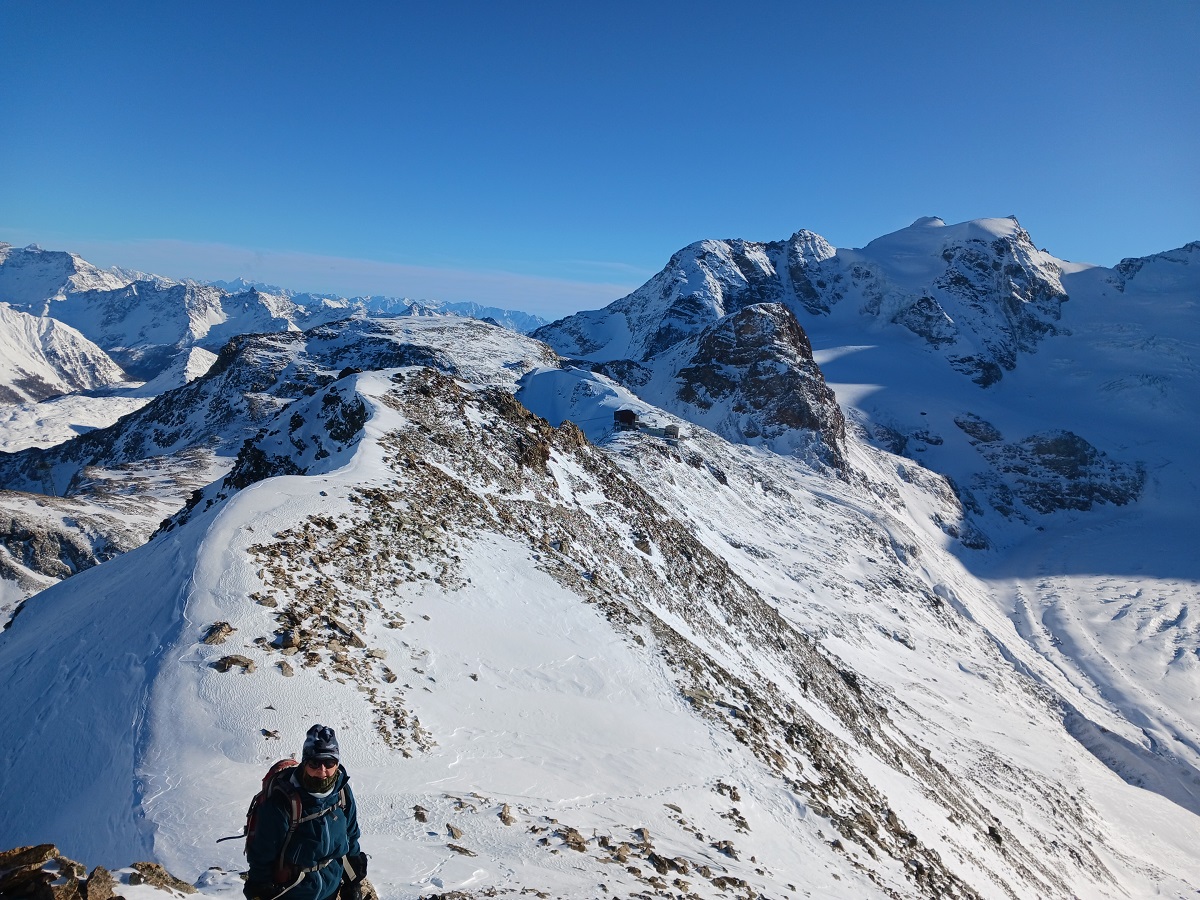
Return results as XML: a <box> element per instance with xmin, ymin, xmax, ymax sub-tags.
<box><xmin>182</xmin><ymin>365</ymin><xmax>1110</xmax><ymax>898</ymax></box>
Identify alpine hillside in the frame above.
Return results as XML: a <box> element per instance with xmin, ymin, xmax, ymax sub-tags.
<box><xmin>0</xmin><ymin>219</ymin><xmax>1198</xmax><ymax>900</ymax></box>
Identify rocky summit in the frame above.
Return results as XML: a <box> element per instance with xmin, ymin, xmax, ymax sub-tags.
<box><xmin>534</xmin><ymin>217</ymin><xmax>1070</xmax><ymax>387</ymax></box>
<box><xmin>0</xmin><ymin>219</ymin><xmax>1198</xmax><ymax>899</ymax></box>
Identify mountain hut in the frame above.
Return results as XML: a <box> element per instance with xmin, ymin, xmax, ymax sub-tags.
<box><xmin>614</xmin><ymin>408</ymin><xmax>639</xmax><ymax>431</ymax></box>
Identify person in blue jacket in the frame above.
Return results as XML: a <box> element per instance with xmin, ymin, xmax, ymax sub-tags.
<box><xmin>244</xmin><ymin>725</ymin><xmax>366</xmax><ymax>900</ymax></box>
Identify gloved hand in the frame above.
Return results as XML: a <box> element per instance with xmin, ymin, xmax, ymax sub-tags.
<box><xmin>343</xmin><ymin>853</ymin><xmax>367</xmax><ymax>882</ymax></box>
<box><xmin>340</xmin><ymin>853</ymin><xmax>368</xmax><ymax>900</ymax></box>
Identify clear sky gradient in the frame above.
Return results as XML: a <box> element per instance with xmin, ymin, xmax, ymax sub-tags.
<box><xmin>3</xmin><ymin>1</ymin><xmax>1197</xmax><ymax>318</ymax></box>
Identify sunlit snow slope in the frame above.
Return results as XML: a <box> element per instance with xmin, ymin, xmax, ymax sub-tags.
<box><xmin>1</xmin><ymin>224</ymin><xmax>1198</xmax><ymax>900</ymax></box>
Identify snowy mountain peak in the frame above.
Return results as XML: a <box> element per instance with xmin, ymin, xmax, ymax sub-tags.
<box><xmin>0</xmin><ymin>242</ymin><xmax>131</xmax><ymax>312</ymax></box>
<box><xmin>538</xmin><ymin>216</ymin><xmax>1073</xmax><ymax>390</ymax></box>
<box><xmin>1111</xmin><ymin>239</ymin><xmax>1200</xmax><ymax>289</ymax></box>
<box><xmin>786</xmin><ymin>228</ymin><xmax>838</xmax><ymax>264</ymax></box>
<box><xmin>858</xmin><ymin>214</ymin><xmax>1031</xmax><ymax>260</ymax></box>
<box><xmin>0</xmin><ymin>303</ymin><xmax>128</xmax><ymax>402</ymax></box>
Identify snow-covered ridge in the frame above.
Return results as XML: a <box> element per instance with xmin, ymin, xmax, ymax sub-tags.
<box><xmin>0</xmin><ymin>317</ymin><xmax>558</xmax><ymax>613</ymax></box>
<box><xmin>0</xmin><ymin>242</ymin><xmax>131</xmax><ymax>309</ymax></box>
<box><xmin>210</xmin><ymin>277</ymin><xmax>549</xmax><ymax>335</ymax></box>
<box><xmin>0</xmin><ymin>317</ymin><xmax>556</xmax><ymax>497</ymax></box>
<box><xmin>1</xmin><ymin>222</ymin><xmax>1198</xmax><ymax>898</ymax></box>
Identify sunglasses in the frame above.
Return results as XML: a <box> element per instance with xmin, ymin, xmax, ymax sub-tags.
<box><xmin>304</xmin><ymin>758</ymin><xmax>338</xmax><ymax>771</ymax></box>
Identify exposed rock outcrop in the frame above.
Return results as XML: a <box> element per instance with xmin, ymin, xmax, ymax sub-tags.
<box><xmin>0</xmin><ymin>844</ymin><xmax>377</xmax><ymax>900</ymax></box>
<box><xmin>0</xmin><ymin>844</ymin><xmax>141</xmax><ymax>900</ymax></box>
<box><xmin>978</xmin><ymin>429</ymin><xmax>1145</xmax><ymax>514</ymax></box>
<box><xmin>661</xmin><ymin>303</ymin><xmax>846</xmax><ymax>468</ymax></box>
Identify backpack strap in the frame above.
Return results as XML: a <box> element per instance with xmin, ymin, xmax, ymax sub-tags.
<box><xmin>271</xmin><ymin>777</ymin><xmax>351</xmax><ymax>886</ymax></box>
<box><xmin>269</xmin><ymin>775</ymin><xmax>306</xmax><ymax>884</ymax></box>
<box><xmin>264</xmin><ymin>852</ymin><xmax>350</xmax><ymax>900</ymax></box>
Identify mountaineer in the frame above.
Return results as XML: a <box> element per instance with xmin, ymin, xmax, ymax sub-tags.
<box><xmin>242</xmin><ymin>724</ymin><xmax>367</xmax><ymax>900</ymax></box>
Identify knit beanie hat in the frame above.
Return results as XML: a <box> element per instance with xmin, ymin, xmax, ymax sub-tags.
<box><xmin>302</xmin><ymin>724</ymin><xmax>340</xmax><ymax>763</ymax></box>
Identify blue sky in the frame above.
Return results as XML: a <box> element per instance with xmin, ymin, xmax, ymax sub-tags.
<box><xmin>2</xmin><ymin>1</ymin><xmax>1197</xmax><ymax>318</ymax></box>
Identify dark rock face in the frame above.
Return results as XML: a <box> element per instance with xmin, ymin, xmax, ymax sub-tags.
<box><xmin>935</xmin><ymin>233</ymin><xmax>1068</xmax><ymax>385</ymax></box>
<box><xmin>534</xmin><ymin>231</ymin><xmax>839</xmax><ymax>364</ymax></box>
<box><xmin>535</xmin><ymin>232</ymin><xmax>849</xmax><ymax>466</ymax></box>
<box><xmin>784</xmin><ymin>230</ymin><xmax>843</xmax><ymax>315</ymax></box>
<box><xmin>672</xmin><ymin>305</ymin><xmax>847</xmax><ymax>469</ymax></box>
<box><xmin>893</xmin><ymin>294</ymin><xmax>959</xmax><ymax>348</ymax></box>
<box><xmin>84</xmin><ymin>866</ymin><xmax>116</xmax><ymax>900</ymax></box>
<box><xmin>954</xmin><ymin>414</ymin><xmax>1004</xmax><ymax>444</ymax></box>
<box><xmin>592</xmin><ymin>359</ymin><xmax>652</xmax><ymax>389</ymax></box>
<box><xmin>855</xmin><ymin>227</ymin><xmax>1069</xmax><ymax>386</ymax></box>
<box><xmin>1002</xmin><ymin>431</ymin><xmax>1145</xmax><ymax>514</ymax></box>
<box><xmin>956</xmin><ymin>426</ymin><xmax>1145</xmax><ymax>517</ymax></box>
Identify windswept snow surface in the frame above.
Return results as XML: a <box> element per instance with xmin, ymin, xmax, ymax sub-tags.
<box><xmin>0</xmin><ymin>391</ymin><xmax>152</xmax><ymax>453</ymax></box>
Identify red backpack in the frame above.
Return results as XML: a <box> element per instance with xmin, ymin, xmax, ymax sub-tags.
<box><xmin>220</xmin><ymin>758</ymin><xmax>349</xmax><ymax>887</ymax></box>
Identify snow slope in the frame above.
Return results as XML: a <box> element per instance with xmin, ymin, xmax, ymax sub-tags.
<box><xmin>0</xmin><ymin>303</ymin><xmax>129</xmax><ymax>402</ymax></box>
<box><xmin>1</xmin><ymin>227</ymin><xmax>1198</xmax><ymax>900</ymax></box>
<box><xmin>132</xmin><ymin>347</ymin><xmax>219</xmax><ymax>396</ymax></box>
<box><xmin>3</xmin><ymin>321</ymin><xmax>1200</xmax><ymax>898</ymax></box>
<box><xmin>0</xmin><ymin>392</ymin><xmax>152</xmax><ymax>453</ymax></box>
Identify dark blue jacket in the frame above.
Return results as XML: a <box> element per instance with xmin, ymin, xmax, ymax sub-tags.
<box><xmin>245</xmin><ymin>767</ymin><xmax>361</xmax><ymax>900</ymax></box>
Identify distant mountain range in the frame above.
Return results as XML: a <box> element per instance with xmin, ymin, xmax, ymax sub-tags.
<box><xmin>0</xmin><ymin>242</ymin><xmax>547</xmax><ymax>382</ymax></box>
<box><xmin>0</xmin><ymin>219</ymin><xmax>1198</xmax><ymax>899</ymax></box>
